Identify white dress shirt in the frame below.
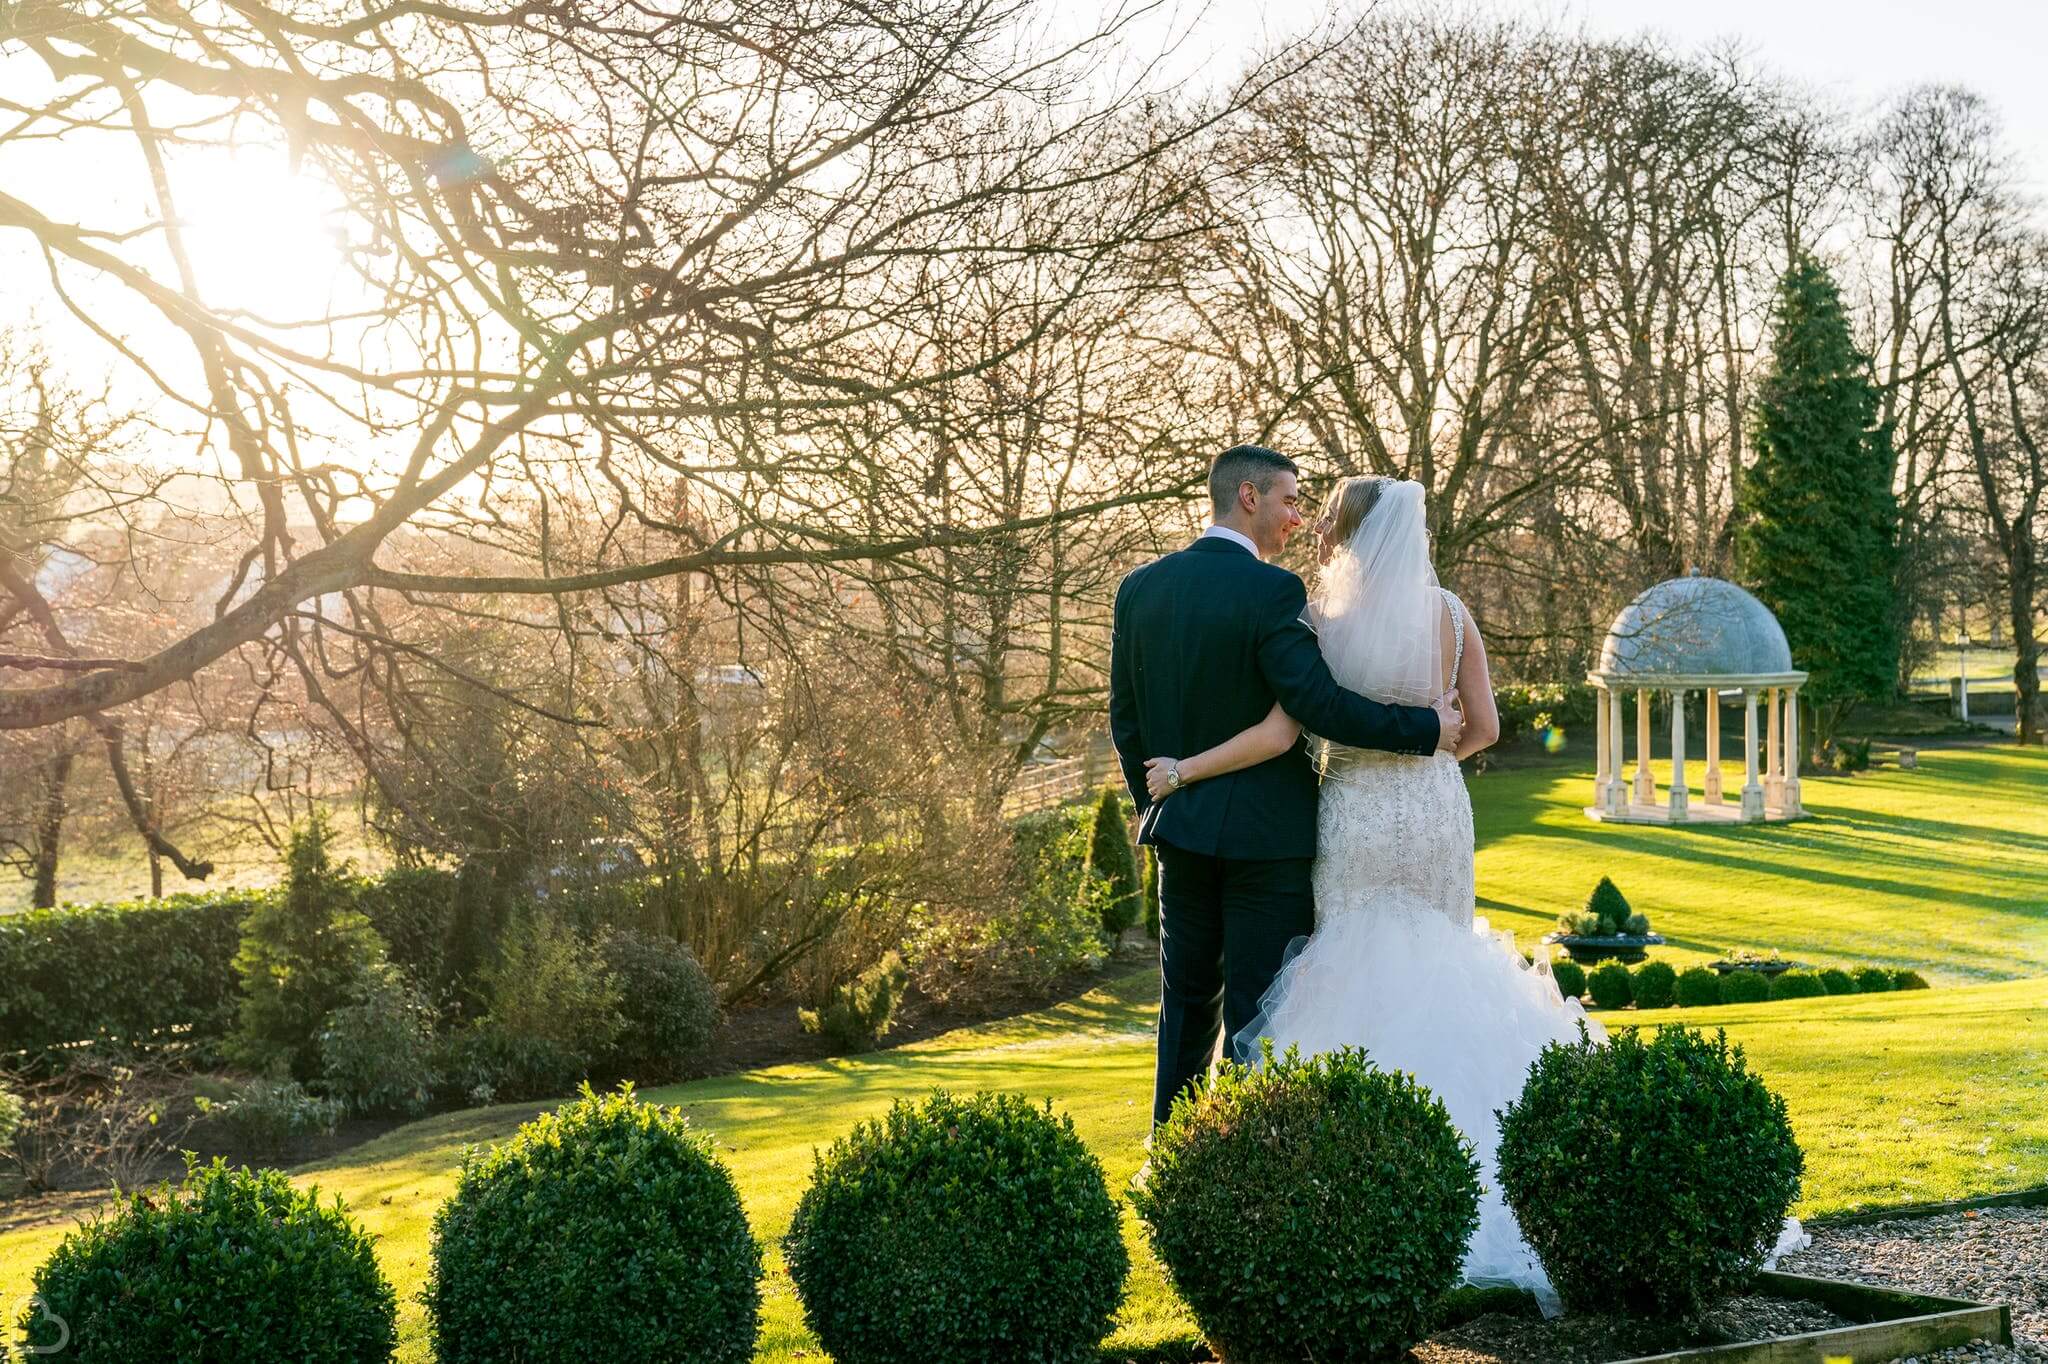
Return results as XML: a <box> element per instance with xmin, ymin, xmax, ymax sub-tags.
<box><xmin>1200</xmin><ymin>524</ymin><xmax>1261</xmax><ymax>559</ymax></box>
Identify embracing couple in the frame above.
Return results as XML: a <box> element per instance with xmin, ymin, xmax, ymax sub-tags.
<box><xmin>1109</xmin><ymin>444</ymin><xmax>1598</xmax><ymax>1310</ymax></box>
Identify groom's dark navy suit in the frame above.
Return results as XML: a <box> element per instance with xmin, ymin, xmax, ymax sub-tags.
<box><xmin>1109</xmin><ymin>534</ymin><xmax>1440</xmax><ymax>1125</ymax></box>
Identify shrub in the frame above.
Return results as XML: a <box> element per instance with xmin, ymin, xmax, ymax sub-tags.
<box><xmin>1676</xmin><ymin>966</ymin><xmax>1722</xmax><ymax>1008</ymax></box>
<box><xmin>1769</xmin><ymin>970</ymin><xmax>1827</xmax><ymax>1001</ymax></box>
<box><xmin>1088</xmin><ymin>789</ymin><xmax>1143</xmax><ymax>936</ymax></box>
<box><xmin>0</xmin><ymin>891</ymin><xmax>255</xmax><ymax>1057</ymax></box>
<box><xmin>1142</xmin><ymin>844</ymin><xmax>1160</xmax><ymax>939</ymax></box>
<box><xmin>481</xmin><ymin>911</ymin><xmax>624</xmax><ymax>1069</ymax></box>
<box><xmin>787</xmin><ymin>1089</ymin><xmax>1126</xmax><ymax>1364</ymax></box>
<box><xmin>1624</xmin><ymin>912</ymin><xmax>1652</xmax><ymax>937</ymax></box>
<box><xmin>1498</xmin><ymin>1026</ymin><xmax>1804</xmax><ymax>1317</ymax></box>
<box><xmin>356</xmin><ymin>866</ymin><xmax>459</xmax><ymax>992</ymax></box>
<box><xmin>1550</xmin><ymin>959</ymin><xmax>1587</xmax><ymax>1000</ymax></box>
<box><xmin>1889</xmin><ymin>968</ymin><xmax>1931</xmax><ymax>991</ymax></box>
<box><xmin>434</xmin><ymin>1023</ymin><xmax>581</xmax><ymax>1106</ymax></box>
<box><xmin>596</xmin><ymin>928</ymin><xmax>720</xmax><ymax>1079</ymax></box>
<box><xmin>196</xmin><ymin>1077</ymin><xmax>343</xmax><ymax>1159</ymax></box>
<box><xmin>800</xmin><ymin>951</ymin><xmax>906</xmax><ymax>1055</ymax></box>
<box><xmin>1818</xmin><ymin>967</ymin><xmax>1857</xmax><ymax>995</ymax></box>
<box><xmin>990</xmin><ymin>807</ymin><xmax>1112</xmax><ymax>984</ymax></box>
<box><xmin>1719</xmin><ymin>969</ymin><xmax>1771</xmax><ymax>1004</ymax></box>
<box><xmin>1855</xmin><ymin>966</ymin><xmax>1895</xmax><ymax>994</ymax></box>
<box><xmin>231</xmin><ymin>817</ymin><xmax>388</xmax><ymax>1079</ymax></box>
<box><xmin>320</xmin><ymin>965</ymin><xmax>442</xmax><ymax>1117</ymax></box>
<box><xmin>1587</xmin><ymin>961</ymin><xmax>1633</xmax><ymax>1009</ymax></box>
<box><xmin>1584</xmin><ymin>877</ymin><xmax>1632</xmax><ymax>934</ymax></box>
<box><xmin>427</xmin><ymin>1086</ymin><xmax>760</xmax><ymax>1364</ymax></box>
<box><xmin>0</xmin><ymin>1079</ymin><xmax>19</xmax><ymax>1158</ymax></box>
<box><xmin>22</xmin><ymin>1157</ymin><xmax>396</xmax><ymax>1361</ymax></box>
<box><xmin>1132</xmin><ymin>1046</ymin><xmax>1478</xmax><ymax>1363</ymax></box>
<box><xmin>1631</xmin><ymin>961</ymin><xmax>1678</xmax><ymax>1010</ymax></box>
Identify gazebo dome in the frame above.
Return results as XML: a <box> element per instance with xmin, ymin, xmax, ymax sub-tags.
<box><xmin>1595</xmin><ymin>574</ymin><xmax>1795</xmax><ymax>683</ymax></box>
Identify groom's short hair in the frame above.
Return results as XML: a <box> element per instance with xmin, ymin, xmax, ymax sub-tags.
<box><xmin>1209</xmin><ymin>444</ymin><xmax>1298</xmax><ymax>514</ymax></box>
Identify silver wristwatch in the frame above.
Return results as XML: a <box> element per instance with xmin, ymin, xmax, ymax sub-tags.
<box><xmin>1164</xmin><ymin>761</ymin><xmax>1183</xmax><ymax>792</ymax></box>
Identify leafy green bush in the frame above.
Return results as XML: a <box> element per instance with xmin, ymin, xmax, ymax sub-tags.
<box><xmin>1769</xmin><ymin>970</ymin><xmax>1827</xmax><ymax>1001</ymax></box>
<box><xmin>787</xmin><ymin>1089</ymin><xmax>1126</xmax><ymax>1364</ymax></box>
<box><xmin>1889</xmin><ymin>968</ymin><xmax>1931</xmax><ymax>991</ymax></box>
<box><xmin>1089</xmin><ymin>789</ymin><xmax>1142</xmax><ymax>936</ymax></box>
<box><xmin>597</xmin><ymin>928</ymin><xmax>719</xmax><ymax>1079</ymax></box>
<box><xmin>0</xmin><ymin>891</ymin><xmax>256</xmax><ymax>1057</ymax></box>
<box><xmin>1498</xmin><ymin>1026</ymin><xmax>1804</xmax><ymax>1317</ymax></box>
<box><xmin>427</xmin><ymin>1086</ymin><xmax>760</xmax><ymax>1364</ymax></box>
<box><xmin>800</xmin><ymin>951</ymin><xmax>906</xmax><ymax>1055</ymax></box>
<box><xmin>1676</xmin><ymin>967</ymin><xmax>1722</xmax><ymax>1008</ymax></box>
<box><xmin>481</xmin><ymin>911</ymin><xmax>624</xmax><ymax>1070</ymax></box>
<box><xmin>356</xmin><ymin>866</ymin><xmax>459</xmax><ymax>992</ymax></box>
<box><xmin>1719</xmin><ymin>970</ymin><xmax>1771</xmax><ymax>1004</ymax></box>
<box><xmin>1142</xmin><ymin>844</ymin><xmax>1160</xmax><ymax>940</ymax></box>
<box><xmin>434</xmin><ymin>1023</ymin><xmax>581</xmax><ymax>1106</ymax></box>
<box><xmin>231</xmin><ymin>818</ymin><xmax>388</xmax><ymax>1080</ymax></box>
<box><xmin>1631</xmin><ymin>961</ymin><xmax>1678</xmax><ymax>1010</ymax></box>
<box><xmin>1818</xmin><ymin>967</ymin><xmax>1856</xmax><ymax>995</ymax></box>
<box><xmin>1131</xmin><ymin>1046</ymin><xmax>1479</xmax><ymax>1363</ymax></box>
<box><xmin>320</xmin><ymin>965</ymin><xmax>442</xmax><ymax>1116</ymax></box>
<box><xmin>1550</xmin><ymin>959</ymin><xmax>1587</xmax><ymax>1000</ymax></box>
<box><xmin>990</xmin><ymin>807</ymin><xmax>1112</xmax><ymax>984</ymax></box>
<box><xmin>22</xmin><ymin>1158</ymin><xmax>396</xmax><ymax>1361</ymax></box>
<box><xmin>1855</xmin><ymin>966</ymin><xmax>1895</xmax><ymax>994</ymax></box>
<box><xmin>1587</xmin><ymin>962</ymin><xmax>1633</xmax><ymax>1009</ymax></box>
<box><xmin>195</xmin><ymin>1078</ymin><xmax>344</xmax><ymax>1159</ymax></box>
<box><xmin>0</xmin><ymin>1079</ymin><xmax>21</xmax><ymax>1158</ymax></box>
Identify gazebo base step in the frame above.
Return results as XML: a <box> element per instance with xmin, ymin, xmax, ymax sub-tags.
<box><xmin>1582</xmin><ymin>802</ymin><xmax>1807</xmax><ymax>826</ymax></box>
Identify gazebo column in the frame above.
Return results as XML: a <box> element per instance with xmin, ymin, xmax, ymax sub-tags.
<box><xmin>1607</xmin><ymin>687</ymin><xmax>1627</xmax><ymax>813</ymax></box>
<box><xmin>1783</xmin><ymin>686</ymin><xmax>1804</xmax><ymax>815</ymax></box>
<box><xmin>1633</xmin><ymin>689</ymin><xmax>1656</xmax><ymax>806</ymax></box>
<box><xmin>1741</xmin><ymin>688</ymin><xmax>1765</xmax><ymax>820</ymax></box>
<box><xmin>1667</xmin><ymin>688</ymin><xmax>1689</xmax><ymax>820</ymax></box>
<box><xmin>1594</xmin><ymin>684</ymin><xmax>1612</xmax><ymax>810</ymax></box>
<box><xmin>1704</xmin><ymin>689</ymin><xmax>1724</xmax><ymax>804</ymax></box>
<box><xmin>1765</xmin><ymin>686</ymin><xmax>1784</xmax><ymax>809</ymax></box>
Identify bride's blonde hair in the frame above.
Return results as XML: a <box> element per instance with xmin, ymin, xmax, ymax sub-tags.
<box><xmin>1325</xmin><ymin>475</ymin><xmax>1394</xmax><ymax>548</ymax></box>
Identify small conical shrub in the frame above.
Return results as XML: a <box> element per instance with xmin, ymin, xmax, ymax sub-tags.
<box><xmin>1585</xmin><ymin>877</ymin><xmax>1633</xmax><ymax>935</ymax></box>
<box><xmin>1089</xmin><ymin>789</ymin><xmax>1142</xmax><ymax>937</ymax></box>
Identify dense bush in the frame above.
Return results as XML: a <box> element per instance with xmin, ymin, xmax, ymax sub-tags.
<box><xmin>1631</xmin><ymin>961</ymin><xmax>1678</xmax><ymax>1010</ymax></box>
<box><xmin>426</xmin><ymin>1086</ymin><xmax>760</xmax><ymax>1364</ymax></box>
<box><xmin>1132</xmin><ymin>1046</ymin><xmax>1479</xmax><ymax>1363</ymax></box>
<box><xmin>596</xmin><ymin>928</ymin><xmax>720</xmax><ymax>1079</ymax></box>
<box><xmin>0</xmin><ymin>891</ymin><xmax>256</xmax><ymax>1057</ymax></box>
<box><xmin>1818</xmin><ymin>967</ymin><xmax>1857</xmax><ymax>995</ymax></box>
<box><xmin>355</xmin><ymin>866</ymin><xmax>459</xmax><ymax>992</ymax></box>
<box><xmin>1676</xmin><ymin>966</ymin><xmax>1723</xmax><ymax>1008</ymax></box>
<box><xmin>1550</xmin><ymin>959</ymin><xmax>1586</xmax><ymax>1000</ymax></box>
<box><xmin>1855</xmin><ymin>966</ymin><xmax>1895</xmax><ymax>994</ymax></box>
<box><xmin>481</xmin><ymin>911</ymin><xmax>624</xmax><ymax>1070</ymax></box>
<box><xmin>1585</xmin><ymin>877</ymin><xmax>1632</xmax><ymax>933</ymax></box>
<box><xmin>23</xmin><ymin>1158</ymin><xmax>396</xmax><ymax>1361</ymax></box>
<box><xmin>1769</xmin><ymin>970</ymin><xmax>1827</xmax><ymax>1001</ymax></box>
<box><xmin>1142</xmin><ymin>844</ymin><xmax>1160</xmax><ymax>939</ymax></box>
<box><xmin>1498</xmin><ymin>1026</ymin><xmax>1804</xmax><ymax>1316</ymax></box>
<box><xmin>800</xmin><ymin>951</ymin><xmax>906</xmax><ymax>1055</ymax></box>
<box><xmin>1719</xmin><ymin>970</ymin><xmax>1771</xmax><ymax>1004</ymax></box>
<box><xmin>320</xmin><ymin>965</ymin><xmax>442</xmax><ymax>1116</ymax></box>
<box><xmin>1889</xmin><ymin>968</ymin><xmax>1931</xmax><ymax>990</ymax></box>
<box><xmin>434</xmin><ymin>1023</ymin><xmax>581</xmax><ymax>1106</ymax></box>
<box><xmin>992</xmin><ymin>806</ymin><xmax>1113</xmax><ymax>983</ymax></box>
<box><xmin>787</xmin><ymin>1089</ymin><xmax>1126</xmax><ymax>1364</ymax></box>
<box><xmin>1089</xmin><ymin>789</ymin><xmax>1143</xmax><ymax>936</ymax></box>
<box><xmin>0</xmin><ymin>1078</ymin><xmax>21</xmax><ymax>1158</ymax></box>
<box><xmin>196</xmin><ymin>1078</ymin><xmax>344</xmax><ymax>1158</ymax></box>
<box><xmin>231</xmin><ymin>819</ymin><xmax>388</xmax><ymax>1079</ymax></box>
<box><xmin>1587</xmin><ymin>961</ymin><xmax>1633</xmax><ymax>1009</ymax></box>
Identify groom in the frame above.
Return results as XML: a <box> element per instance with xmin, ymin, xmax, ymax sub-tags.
<box><xmin>1110</xmin><ymin>445</ymin><xmax>1460</xmax><ymax>1126</ymax></box>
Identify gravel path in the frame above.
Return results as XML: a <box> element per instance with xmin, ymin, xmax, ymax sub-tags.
<box><xmin>1781</xmin><ymin>1203</ymin><xmax>2048</xmax><ymax>1359</ymax></box>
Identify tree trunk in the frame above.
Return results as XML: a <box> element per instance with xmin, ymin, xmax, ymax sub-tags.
<box><xmin>2010</xmin><ymin>553</ymin><xmax>2042</xmax><ymax>745</ymax></box>
<box><xmin>30</xmin><ymin>747</ymin><xmax>73</xmax><ymax>908</ymax></box>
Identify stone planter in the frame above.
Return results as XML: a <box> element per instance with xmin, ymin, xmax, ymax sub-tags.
<box><xmin>1545</xmin><ymin>931</ymin><xmax>1665</xmax><ymax>965</ymax></box>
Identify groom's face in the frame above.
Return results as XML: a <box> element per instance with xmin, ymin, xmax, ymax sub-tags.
<box><xmin>1246</xmin><ymin>470</ymin><xmax>1303</xmax><ymax>558</ymax></box>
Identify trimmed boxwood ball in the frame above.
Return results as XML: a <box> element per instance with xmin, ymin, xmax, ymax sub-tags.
<box><xmin>1889</xmin><ymin>968</ymin><xmax>1931</xmax><ymax>991</ymax></box>
<box><xmin>1587</xmin><ymin>961</ymin><xmax>1633</xmax><ymax>1009</ymax></box>
<box><xmin>427</xmin><ymin>1084</ymin><xmax>760</xmax><ymax>1364</ymax></box>
<box><xmin>1550</xmin><ymin>958</ymin><xmax>1587</xmax><ymax>1001</ymax></box>
<box><xmin>1818</xmin><ymin>967</ymin><xmax>1857</xmax><ymax>995</ymax></box>
<box><xmin>23</xmin><ymin>1157</ymin><xmax>396</xmax><ymax>1361</ymax></box>
<box><xmin>1130</xmin><ymin>1045</ymin><xmax>1481</xmax><ymax>1363</ymax></box>
<box><xmin>1631</xmin><ymin>961</ymin><xmax>1678</xmax><ymax>1010</ymax></box>
<box><xmin>1676</xmin><ymin>966</ymin><xmax>1722</xmax><ymax>1008</ymax></box>
<box><xmin>1855</xmin><ymin>966</ymin><xmax>1895</xmax><ymax>994</ymax></box>
<box><xmin>1770</xmin><ymin>969</ymin><xmax>1827</xmax><ymax>1000</ymax></box>
<box><xmin>1719</xmin><ymin>969</ymin><xmax>1771</xmax><ymax>1004</ymax></box>
<box><xmin>784</xmin><ymin>1089</ymin><xmax>1126</xmax><ymax>1364</ymax></box>
<box><xmin>1498</xmin><ymin>1026</ymin><xmax>1804</xmax><ymax>1317</ymax></box>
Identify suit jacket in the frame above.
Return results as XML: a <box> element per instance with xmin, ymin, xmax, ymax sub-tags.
<box><xmin>1108</xmin><ymin>536</ymin><xmax>1440</xmax><ymax>861</ymax></box>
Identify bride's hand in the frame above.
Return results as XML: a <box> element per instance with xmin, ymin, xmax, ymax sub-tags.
<box><xmin>1144</xmin><ymin>757</ymin><xmax>1179</xmax><ymax>801</ymax></box>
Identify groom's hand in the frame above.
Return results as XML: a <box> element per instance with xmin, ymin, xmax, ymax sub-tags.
<box><xmin>1433</xmin><ymin>696</ymin><xmax>1464</xmax><ymax>753</ymax></box>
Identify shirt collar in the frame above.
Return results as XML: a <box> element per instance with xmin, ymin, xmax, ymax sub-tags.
<box><xmin>1200</xmin><ymin>524</ymin><xmax>1262</xmax><ymax>560</ymax></box>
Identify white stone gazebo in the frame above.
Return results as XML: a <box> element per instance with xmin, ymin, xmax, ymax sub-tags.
<box><xmin>1586</xmin><ymin>573</ymin><xmax>1808</xmax><ymax>825</ymax></box>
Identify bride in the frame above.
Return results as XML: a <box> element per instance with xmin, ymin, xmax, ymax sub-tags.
<box><xmin>1139</xmin><ymin>475</ymin><xmax>1599</xmax><ymax>1313</ymax></box>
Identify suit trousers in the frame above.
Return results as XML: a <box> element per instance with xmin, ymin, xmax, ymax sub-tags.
<box><xmin>1151</xmin><ymin>840</ymin><xmax>1315</xmax><ymax>1127</ymax></box>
